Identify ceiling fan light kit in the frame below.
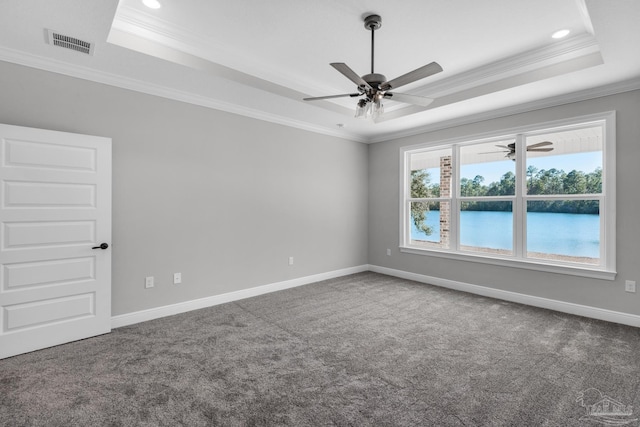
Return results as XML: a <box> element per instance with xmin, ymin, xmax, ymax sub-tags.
<box><xmin>355</xmin><ymin>96</ymin><xmax>384</xmax><ymax>119</ymax></box>
<box><xmin>303</xmin><ymin>14</ymin><xmax>443</xmax><ymax>122</ymax></box>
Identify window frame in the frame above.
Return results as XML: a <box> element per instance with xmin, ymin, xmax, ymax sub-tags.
<box><xmin>399</xmin><ymin>111</ymin><xmax>616</xmax><ymax>280</ymax></box>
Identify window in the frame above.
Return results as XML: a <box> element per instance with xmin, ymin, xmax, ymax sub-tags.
<box><xmin>400</xmin><ymin>112</ymin><xmax>615</xmax><ymax>279</ymax></box>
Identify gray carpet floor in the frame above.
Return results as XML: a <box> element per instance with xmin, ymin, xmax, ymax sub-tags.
<box><xmin>2</xmin><ymin>272</ymin><xmax>640</xmax><ymax>426</ymax></box>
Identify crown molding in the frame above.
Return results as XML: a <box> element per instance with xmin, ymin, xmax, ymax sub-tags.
<box><xmin>0</xmin><ymin>46</ymin><xmax>367</xmax><ymax>143</ymax></box>
<box><xmin>112</xmin><ymin>6</ymin><xmax>223</xmax><ymax>56</ymax></box>
<box><xmin>367</xmin><ymin>78</ymin><xmax>640</xmax><ymax>143</ymax></box>
<box><xmin>1</xmin><ymin>40</ymin><xmax>636</xmax><ymax>146</ymax></box>
<box><xmin>382</xmin><ymin>33</ymin><xmax>601</xmax><ymax>117</ymax></box>
<box><xmin>112</xmin><ymin>5</ymin><xmax>334</xmax><ymax>98</ymax></box>
<box><xmin>415</xmin><ymin>33</ymin><xmax>600</xmax><ymax>98</ymax></box>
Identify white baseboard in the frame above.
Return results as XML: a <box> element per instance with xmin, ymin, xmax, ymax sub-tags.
<box><xmin>369</xmin><ymin>265</ymin><xmax>640</xmax><ymax>328</ymax></box>
<box><xmin>111</xmin><ymin>265</ymin><xmax>369</xmax><ymax>329</ymax></box>
<box><xmin>112</xmin><ymin>264</ymin><xmax>640</xmax><ymax>330</ymax></box>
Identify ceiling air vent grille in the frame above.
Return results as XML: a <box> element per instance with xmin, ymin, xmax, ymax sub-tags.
<box><xmin>46</xmin><ymin>29</ymin><xmax>94</xmax><ymax>55</ymax></box>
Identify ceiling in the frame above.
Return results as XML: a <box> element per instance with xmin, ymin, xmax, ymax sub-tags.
<box><xmin>0</xmin><ymin>0</ymin><xmax>639</xmax><ymax>143</ymax></box>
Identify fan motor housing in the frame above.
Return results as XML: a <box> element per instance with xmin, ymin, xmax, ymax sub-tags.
<box><xmin>362</xmin><ymin>73</ymin><xmax>387</xmax><ymax>88</ymax></box>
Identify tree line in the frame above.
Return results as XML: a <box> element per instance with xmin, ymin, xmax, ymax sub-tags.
<box><xmin>411</xmin><ymin>166</ymin><xmax>601</xmax><ymax>235</ymax></box>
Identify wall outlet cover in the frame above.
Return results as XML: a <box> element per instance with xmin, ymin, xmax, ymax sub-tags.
<box><xmin>625</xmin><ymin>280</ymin><xmax>636</xmax><ymax>293</ymax></box>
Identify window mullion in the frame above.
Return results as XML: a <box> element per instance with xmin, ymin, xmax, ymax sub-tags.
<box><xmin>401</xmin><ymin>152</ymin><xmax>409</xmax><ymax>247</ymax></box>
<box><xmin>599</xmin><ymin>194</ymin><xmax>606</xmax><ymax>266</ymax></box>
<box><xmin>515</xmin><ymin>134</ymin><xmax>526</xmax><ymax>258</ymax></box>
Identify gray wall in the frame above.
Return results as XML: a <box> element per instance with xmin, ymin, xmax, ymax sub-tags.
<box><xmin>0</xmin><ymin>61</ymin><xmax>369</xmax><ymax>316</ymax></box>
<box><xmin>369</xmin><ymin>90</ymin><xmax>640</xmax><ymax>315</ymax></box>
<box><xmin>2</xmin><ymin>58</ymin><xmax>639</xmax><ymax>319</ymax></box>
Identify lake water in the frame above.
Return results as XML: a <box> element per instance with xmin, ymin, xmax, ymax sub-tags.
<box><xmin>411</xmin><ymin>210</ymin><xmax>600</xmax><ymax>258</ymax></box>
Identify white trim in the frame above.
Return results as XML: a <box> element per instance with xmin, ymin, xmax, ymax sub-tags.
<box><xmin>0</xmin><ymin>42</ymin><xmax>637</xmax><ymax>145</ymax></box>
<box><xmin>111</xmin><ymin>264</ymin><xmax>637</xmax><ymax>331</ymax></box>
<box><xmin>112</xmin><ymin>6</ymin><xmax>333</xmax><ymax>98</ymax></box>
<box><xmin>0</xmin><ymin>47</ymin><xmax>367</xmax><ymax>144</ymax></box>
<box><xmin>111</xmin><ymin>265</ymin><xmax>368</xmax><ymax>329</ymax></box>
<box><xmin>398</xmin><ymin>246</ymin><xmax>615</xmax><ymax>280</ymax></box>
<box><xmin>399</xmin><ymin>111</ymin><xmax>616</xmax><ymax>279</ymax></box>
<box><xmin>399</xmin><ymin>110</ymin><xmax>617</xmax><ymax>152</ymax></box>
<box><xmin>369</xmin><ymin>265</ymin><xmax>640</xmax><ymax>328</ymax></box>
<box><xmin>369</xmin><ymin>79</ymin><xmax>640</xmax><ymax>144</ymax></box>
<box><xmin>410</xmin><ymin>33</ymin><xmax>600</xmax><ymax>99</ymax></box>
<box><xmin>603</xmin><ymin>111</ymin><xmax>617</xmax><ymax>274</ymax></box>
<box><xmin>575</xmin><ymin>0</ymin><xmax>595</xmax><ymax>35</ymax></box>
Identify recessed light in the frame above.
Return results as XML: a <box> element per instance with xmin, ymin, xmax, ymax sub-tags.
<box><xmin>552</xmin><ymin>29</ymin><xmax>570</xmax><ymax>39</ymax></box>
<box><xmin>142</xmin><ymin>0</ymin><xmax>161</xmax><ymax>9</ymax></box>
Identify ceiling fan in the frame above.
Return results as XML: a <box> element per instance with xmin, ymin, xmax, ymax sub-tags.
<box><xmin>482</xmin><ymin>141</ymin><xmax>554</xmax><ymax>160</ymax></box>
<box><xmin>303</xmin><ymin>14</ymin><xmax>443</xmax><ymax>120</ymax></box>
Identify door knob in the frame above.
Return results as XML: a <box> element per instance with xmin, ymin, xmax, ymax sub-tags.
<box><xmin>92</xmin><ymin>243</ymin><xmax>109</xmax><ymax>250</ymax></box>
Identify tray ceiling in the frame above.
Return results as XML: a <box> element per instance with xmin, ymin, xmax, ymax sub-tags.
<box><xmin>0</xmin><ymin>0</ymin><xmax>639</xmax><ymax>142</ymax></box>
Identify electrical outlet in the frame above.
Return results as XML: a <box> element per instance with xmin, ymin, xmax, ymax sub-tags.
<box><xmin>386</xmin><ymin>248</ymin><xmax>391</xmax><ymax>256</ymax></box>
<box><xmin>625</xmin><ymin>280</ymin><xmax>636</xmax><ymax>293</ymax></box>
<box><xmin>288</xmin><ymin>257</ymin><xmax>294</xmax><ymax>266</ymax></box>
<box><xmin>173</xmin><ymin>272</ymin><xmax>182</xmax><ymax>284</ymax></box>
<box><xmin>145</xmin><ymin>276</ymin><xmax>154</xmax><ymax>289</ymax></box>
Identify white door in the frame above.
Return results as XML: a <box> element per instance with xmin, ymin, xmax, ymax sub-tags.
<box><xmin>0</xmin><ymin>124</ymin><xmax>111</xmax><ymax>359</ymax></box>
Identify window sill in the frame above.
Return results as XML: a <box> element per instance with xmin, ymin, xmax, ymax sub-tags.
<box><xmin>399</xmin><ymin>246</ymin><xmax>616</xmax><ymax>280</ymax></box>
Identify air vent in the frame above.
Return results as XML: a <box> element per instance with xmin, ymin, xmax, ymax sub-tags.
<box><xmin>46</xmin><ymin>29</ymin><xmax>94</xmax><ymax>56</ymax></box>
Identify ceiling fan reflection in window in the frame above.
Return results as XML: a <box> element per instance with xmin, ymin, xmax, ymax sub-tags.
<box><xmin>481</xmin><ymin>141</ymin><xmax>554</xmax><ymax>160</ymax></box>
<box><xmin>303</xmin><ymin>14</ymin><xmax>442</xmax><ymax>120</ymax></box>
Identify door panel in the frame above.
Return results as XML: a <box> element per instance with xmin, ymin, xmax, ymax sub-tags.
<box><xmin>0</xmin><ymin>124</ymin><xmax>111</xmax><ymax>359</ymax></box>
<box><xmin>5</xmin><ymin>292</ymin><xmax>95</xmax><ymax>331</ymax></box>
<box><xmin>4</xmin><ymin>181</ymin><xmax>97</xmax><ymax>207</ymax></box>
<box><xmin>3</xmin><ymin>257</ymin><xmax>95</xmax><ymax>290</ymax></box>
<box><xmin>4</xmin><ymin>220</ymin><xmax>96</xmax><ymax>248</ymax></box>
<box><xmin>5</xmin><ymin>138</ymin><xmax>97</xmax><ymax>171</ymax></box>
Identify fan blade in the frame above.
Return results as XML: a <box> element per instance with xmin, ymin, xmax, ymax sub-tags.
<box><xmin>527</xmin><ymin>148</ymin><xmax>554</xmax><ymax>152</ymax></box>
<box><xmin>479</xmin><ymin>150</ymin><xmax>510</xmax><ymax>154</ymax></box>
<box><xmin>330</xmin><ymin>63</ymin><xmax>372</xmax><ymax>90</ymax></box>
<box><xmin>380</xmin><ymin>62</ymin><xmax>443</xmax><ymax>91</ymax></box>
<box><xmin>527</xmin><ymin>141</ymin><xmax>553</xmax><ymax>149</ymax></box>
<box><xmin>495</xmin><ymin>145</ymin><xmax>511</xmax><ymax>149</ymax></box>
<box><xmin>303</xmin><ymin>93</ymin><xmax>361</xmax><ymax>101</ymax></box>
<box><xmin>384</xmin><ymin>92</ymin><xmax>434</xmax><ymax>107</ymax></box>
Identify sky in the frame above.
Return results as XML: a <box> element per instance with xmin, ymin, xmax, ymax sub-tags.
<box><xmin>458</xmin><ymin>151</ymin><xmax>602</xmax><ymax>185</ymax></box>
